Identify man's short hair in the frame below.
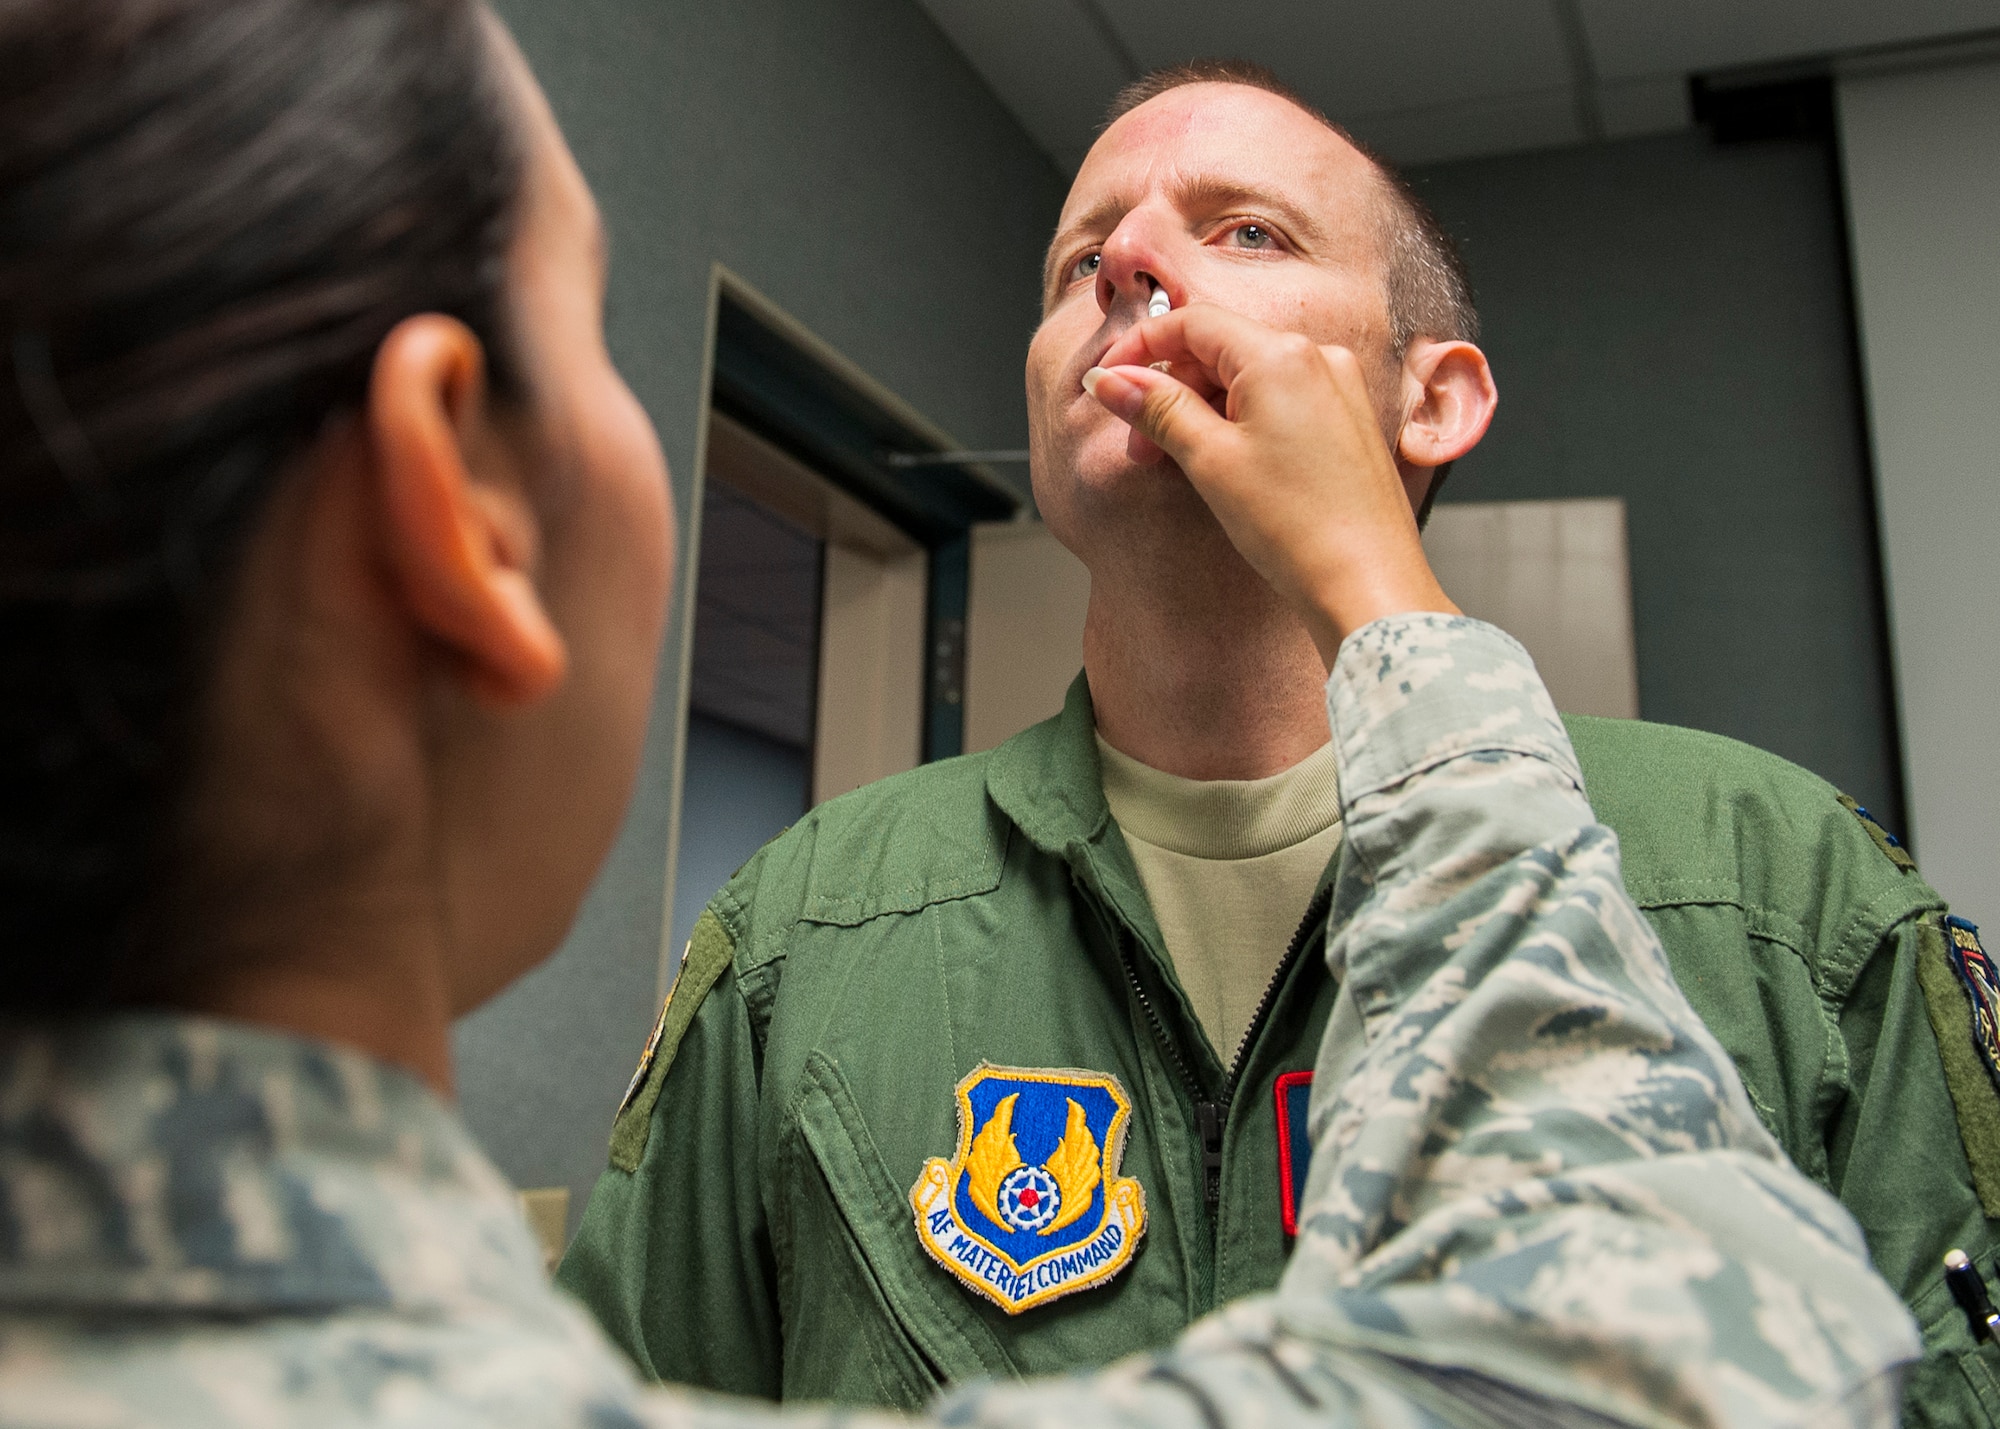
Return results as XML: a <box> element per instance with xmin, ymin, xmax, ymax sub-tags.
<box><xmin>1104</xmin><ymin>60</ymin><xmax>1478</xmax><ymax>357</ymax></box>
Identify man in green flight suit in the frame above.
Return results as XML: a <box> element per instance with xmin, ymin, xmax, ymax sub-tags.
<box><xmin>562</xmin><ymin>60</ymin><xmax>2000</xmax><ymax>1425</ymax></box>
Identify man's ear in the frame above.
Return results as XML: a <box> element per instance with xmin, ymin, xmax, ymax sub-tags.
<box><xmin>1396</xmin><ymin>339</ymin><xmax>1498</xmax><ymax>470</ymax></box>
<box><xmin>368</xmin><ymin>314</ymin><xmax>567</xmax><ymax>707</ymax></box>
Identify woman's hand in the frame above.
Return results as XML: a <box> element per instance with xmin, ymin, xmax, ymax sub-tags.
<box><xmin>1085</xmin><ymin>304</ymin><xmax>1456</xmax><ymax>666</ymax></box>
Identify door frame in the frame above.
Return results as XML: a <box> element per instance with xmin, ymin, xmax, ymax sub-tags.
<box><xmin>657</xmin><ymin>266</ymin><xmax>1023</xmax><ymax>998</ymax></box>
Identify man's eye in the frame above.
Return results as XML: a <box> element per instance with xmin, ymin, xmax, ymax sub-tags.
<box><xmin>1068</xmin><ymin>251</ymin><xmax>1101</xmax><ymax>282</ymax></box>
<box><xmin>1228</xmin><ymin>223</ymin><xmax>1275</xmax><ymax>250</ymax></box>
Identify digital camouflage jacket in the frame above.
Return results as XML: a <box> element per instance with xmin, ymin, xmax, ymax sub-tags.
<box><xmin>562</xmin><ymin>616</ymin><xmax>1928</xmax><ymax>1429</ymax></box>
<box><xmin>0</xmin><ymin>1014</ymin><xmax>654</xmax><ymax>1426</ymax></box>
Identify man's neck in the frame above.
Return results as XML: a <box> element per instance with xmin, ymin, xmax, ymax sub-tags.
<box><xmin>1083</xmin><ymin>541</ymin><xmax>1332</xmax><ymax>782</ymax></box>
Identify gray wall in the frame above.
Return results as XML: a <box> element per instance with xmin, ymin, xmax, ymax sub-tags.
<box><xmin>1410</xmin><ymin>130</ymin><xmax>1905</xmax><ymax>827</ymax></box>
<box><xmin>454</xmin><ymin>0</ymin><xmax>1064</xmax><ymax>1229</ymax></box>
<box><xmin>1839</xmin><ymin>58</ymin><xmax>2000</xmax><ymax>915</ymax></box>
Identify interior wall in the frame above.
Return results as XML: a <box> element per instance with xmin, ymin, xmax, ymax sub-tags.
<box><xmin>1409</xmin><ymin>129</ymin><xmax>1904</xmax><ymax>826</ymax></box>
<box><xmin>454</xmin><ymin>0</ymin><xmax>1064</xmax><ymax>1229</ymax></box>
<box><xmin>1838</xmin><ymin>56</ymin><xmax>2000</xmax><ymax>917</ymax></box>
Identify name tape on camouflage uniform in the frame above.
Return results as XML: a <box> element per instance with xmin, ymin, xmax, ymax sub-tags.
<box><xmin>910</xmin><ymin>1064</ymin><xmax>1144</xmax><ymax>1314</ymax></box>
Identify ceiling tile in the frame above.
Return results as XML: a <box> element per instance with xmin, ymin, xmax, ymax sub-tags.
<box><xmin>913</xmin><ymin>0</ymin><xmax>1136</xmax><ymax>169</ymax></box>
<box><xmin>1350</xmin><ymin>87</ymin><xmax>1582</xmax><ymax>167</ymax></box>
<box><xmin>1096</xmin><ymin>0</ymin><xmax>1576</xmax><ymax>119</ymax></box>
<box><xmin>910</xmin><ymin>0</ymin><xmax>1999</xmax><ymax>175</ymax></box>
<box><xmin>1598</xmin><ymin>74</ymin><xmax>1690</xmax><ymax>140</ymax></box>
<box><xmin>1579</xmin><ymin>0</ymin><xmax>2000</xmax><ymax>79</ymax></box>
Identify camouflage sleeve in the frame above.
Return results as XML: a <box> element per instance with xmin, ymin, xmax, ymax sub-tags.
<box><xmin>635</xmin><ymin>614</ymin><xmax>1920</xmax><ymax>1429</ymax></box>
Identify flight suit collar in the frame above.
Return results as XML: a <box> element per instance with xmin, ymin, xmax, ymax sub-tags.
<box><xmin>0</xmin><ymin>1013</ymin><xmax>548</xmax><ymax>1318</ymax></box>
<box><xmin>985</xmin><ymin>672</ymin><xmax>1228</xmax><ymax>1086</ymax></box>
<box><xmin>985</xmin><ymin>671</ymin><xmax>1160</xmax><ymax>945</ymax></box>
<box><xmin>983</xmin><ymin>671</ymin><xmax>1112</xmax><ymax>856</ymax></box>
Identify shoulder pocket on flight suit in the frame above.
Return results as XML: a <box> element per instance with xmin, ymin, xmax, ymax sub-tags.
<box><xmin>781</xmin><ymin>1051</ymin><xmax>1017</xmax><ymax>1406</ymax></box>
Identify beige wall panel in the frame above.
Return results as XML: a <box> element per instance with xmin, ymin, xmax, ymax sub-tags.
<box><xmin>1423</xmin><ymin>498</ymin><xmax>1640</xmax><ymax>719</ymax></box>
<box><xmin>964</xmin><ymin>521</ymin><xmax>1092</xmax><ymax>753</ymax></box>
<box><xmin>814</xmin><ymin>543</ymin><xmax>927</xmax><ymax>804</ymax></box>
<box><xmin>959</xmin><ymin>502</ymin><xmax>1634</xmax><ymax>756</ymax></box>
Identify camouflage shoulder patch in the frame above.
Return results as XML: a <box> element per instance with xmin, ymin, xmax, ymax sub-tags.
<box><xmin>1913</xmin><ymin>914</ymin><xmax>2000</xmax><ymax>1217</ymax></box>
<box><xmin>607</xmin><ymin>908</ymin><xmax>735</xmax><ymax>1174</ymax></box>
<box><xmin>910</xmin><ymin>1064</ymin><xmax>1145</xmax><ymax>1314</ymax></box>
<box><xmin>1839</xmin><ymin>793</ymin><xmax>1917</xmax><ymax>873</ymax></box>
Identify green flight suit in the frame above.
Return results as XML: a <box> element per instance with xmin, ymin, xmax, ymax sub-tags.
<box><xmin>561</xmin><ymin>676</ymin><xmax>2000</xmax><ymax>1426</ymax></box>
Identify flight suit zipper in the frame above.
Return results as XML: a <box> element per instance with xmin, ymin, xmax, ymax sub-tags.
<box><xmin>1194</xmin><ymin>1101</ymin><xmax>1224</xmax><ymax>1206</ymax></box>
<box><xmin>1117</xmin><ymin>882</ymin><xmax>1335</xmax><ymax>1209</ymax></box>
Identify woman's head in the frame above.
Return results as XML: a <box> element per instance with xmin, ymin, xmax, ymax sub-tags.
<box><xmin>0</xmin><ymin>0</ymin><xmax>673</xmax><ymax>1024</ymax></box>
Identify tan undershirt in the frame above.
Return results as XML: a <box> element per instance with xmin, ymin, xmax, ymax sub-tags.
<box><xmin>1096</xmin><ymin>735</ymin><xmax>1343</xmax><ymax>1063</ymax></box>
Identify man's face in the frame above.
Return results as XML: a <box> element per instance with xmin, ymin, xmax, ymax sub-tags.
<box><xmin>1027</xmin><ymin>83</ymin><xmax>1397</xmax><ymax>556</ymax></box>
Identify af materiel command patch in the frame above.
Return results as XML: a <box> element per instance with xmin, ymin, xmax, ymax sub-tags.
<box><xmin>910</xmin><ymin>1064</ymin><xmax>1145</xmax><ymax>1314</ymax></box>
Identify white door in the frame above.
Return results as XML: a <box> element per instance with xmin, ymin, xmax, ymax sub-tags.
<box><xmin>963</xmin><ymin>521</ymin><xmax>1091</xmax><ymax>754</ymax></box>
<box><xmin>957</xmin><ymin>499</ymin><xmax>1640</xmax><ymax>759</ymax></box>
<box><xmin>1421</xmin><ymin>498</ymin><xmax>1640</xmax><ymax>719</ymax></box>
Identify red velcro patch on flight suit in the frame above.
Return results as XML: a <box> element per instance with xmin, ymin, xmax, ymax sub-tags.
<box><xmin>1275</xmin><ymin>1070</ymin><xmax>1313</xmax><ymax>1239</ymax></box>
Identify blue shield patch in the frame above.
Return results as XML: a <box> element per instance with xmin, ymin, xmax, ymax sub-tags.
<box><xmin>910</xmin><ymin>1064</ymin><xmax>1145</xmax><ymax>1313</ymax></box>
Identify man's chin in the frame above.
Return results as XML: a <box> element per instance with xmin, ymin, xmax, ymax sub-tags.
<box><xmin>1064</xmin><ymin>432</ymin><xmax>1184</xmax><ymax>491</ymax></box>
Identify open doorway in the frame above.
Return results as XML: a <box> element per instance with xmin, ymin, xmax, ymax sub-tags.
<box><xmin>671</xmin><ymin>438</ymin><xmax>823</xmax><ymax>956</ymax></box>
<box><xmin>661</xmin><ymin>272</ymin><xmax>1021</xmax><ymax>989</ymax></box>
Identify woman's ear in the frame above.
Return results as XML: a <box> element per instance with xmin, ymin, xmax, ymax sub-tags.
<box><xmin>368</xmin><ymin>314</ymin><xmax>567</xmax><ymax>706</ymax></box>
<box><xmin>1396</xmin><ymin>339</ymin><xmax>1498</xmax><ymax>470</ymax></box>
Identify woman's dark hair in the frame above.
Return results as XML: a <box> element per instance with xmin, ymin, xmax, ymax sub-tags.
<box><xmin>0</xmin><ymin>0</ymin><xmax>525</xmax><ymax>1008</ymax></box>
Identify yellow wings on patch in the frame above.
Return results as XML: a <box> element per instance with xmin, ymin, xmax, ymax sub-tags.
<box><xmin>965</xmin><ymin>1092</ymin><xmax>1024</xmax><ymax>1226</ymax></box>
<box><xmin>965</xmin><ymin>1092</ymin><xmax>1104</xmax><ymax>1235</ymax></box>
<box><xmin>1040</xmin><ymin>1098</ymin><xmax>1101</xmax><ymax>1236</ymax></box>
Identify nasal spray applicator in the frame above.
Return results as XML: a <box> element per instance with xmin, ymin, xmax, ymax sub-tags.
<box><xmin>1146</xmin><ymin>284</ymin><xmax>1173</xmax><ymax>370</ymax></box>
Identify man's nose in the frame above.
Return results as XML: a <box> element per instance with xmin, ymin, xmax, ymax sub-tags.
<box><xmin>1094</xmin><ymin>215</ymin><xmax>1180</xmax><ymax>319</ymax></box>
